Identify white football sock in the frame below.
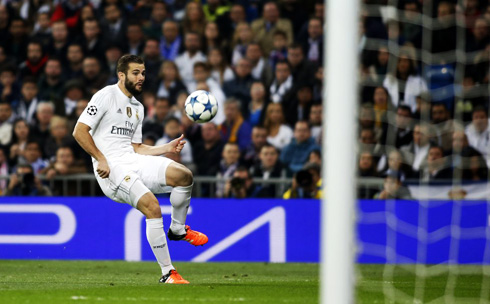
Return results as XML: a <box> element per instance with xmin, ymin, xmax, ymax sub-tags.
<box><xmin>169</xmin><ymin>184</ymin><xmax>193</xmax><ymax>235</ymax></box>
<box><xmin>146</xmin><ymin>218</ymin><xmax>173</xmax><ymax>275</ymax></box>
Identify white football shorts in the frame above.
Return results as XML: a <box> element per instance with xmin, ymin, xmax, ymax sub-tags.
<box><xmin>94</xmin><ymin>153</ymin><xmax>174</xmax><ymax>208</ymax></box>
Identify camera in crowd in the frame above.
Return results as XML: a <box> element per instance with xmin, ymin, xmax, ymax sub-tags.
<box><xmin>230</xmin><ymin>177</ymin><xmax>246</xmax><ymax>190</ymax></box>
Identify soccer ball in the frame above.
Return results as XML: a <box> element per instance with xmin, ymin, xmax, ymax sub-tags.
<box><xmin>184</xmin><ymin>90</ymin><xmax>218</xmax><ymax>123</ymax></box>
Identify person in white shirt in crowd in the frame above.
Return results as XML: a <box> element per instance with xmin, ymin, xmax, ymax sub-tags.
<box><xmin>0</xmin><ymin>102</ymin><xmax>13</xmax><ymax>145</ymax></box>
<box><xmin>401</xmin><ymin>123</ymin><xmax>431</xmax><ymax>171</ymax></box>
<box><xmin>263</xmin><ymin>102</ymin><xmax>293</xmax><ymax>150</ymax></box>
<box><xmin>465</xmin><ymin>106</ymin><xmax>490</xmax><ymax>167</ymax></box>
<box><xmin>175</xmin><ymin>31</ymin><xmax>206</xmax><ymax>89</ymax></box>
<box><xmin>383</xmin><ymin>48</ymin><xmax>428</xmax><ymax>113</ymax></box>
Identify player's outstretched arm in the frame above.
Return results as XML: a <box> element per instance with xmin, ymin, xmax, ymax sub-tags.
<box><xmin>132</xmin><ymin>134</ymin><xmax>186</xmax><ymax>156</ymax></box>
<box><xmin>73</xmin><ymin>122</ymin><xmax>110</xmax><ymax>178</ymax></box>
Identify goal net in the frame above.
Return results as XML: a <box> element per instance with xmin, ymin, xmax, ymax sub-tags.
<box><xmin>353</xmin><ymin>0</ymin><xmax>490</xmax><ymax>303</ymax></box>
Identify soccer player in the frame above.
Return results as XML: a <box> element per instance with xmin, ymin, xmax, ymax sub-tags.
<box><xmin>73</xmin><ymin>55</ymin><xmax>208</xmax><ymax>284</ymax></box>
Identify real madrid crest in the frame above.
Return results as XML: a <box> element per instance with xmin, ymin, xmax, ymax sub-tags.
<box><xmin>126</xmin><ymin>107</ymin><xmax>132</xmax><ymax>118</ymax></box>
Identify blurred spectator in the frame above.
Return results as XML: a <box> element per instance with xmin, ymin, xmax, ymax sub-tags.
<box><xmin>283</xmin><ymin>162</ymin><xmax>322</xmax><ymax>199</ymax></box>
<box><xmin>216</xmin><ymin>3</ymin><xmax>246</xmax><ymax>41</ymax></box>
<box><xmin>156</xmin><ymin>60</ymin><xmax>187</xmax><ymax>105</ymax></box>
<box><xmin>223</xmin><ymin>165</ymin><xmax>263</xmax><ymax>198</ymax></box>
<box><xmin>287</xmin><ymin>44</ymin><xmax>315</xmax><ymax>87</ymax></box>
<box><xmin>159</xmin><ymin>20</ymin><xmax>183</xmax><ymax>61</ymax></box>
<box><xmin>383</xmin><ymin>49</ymin><xmax>428</xmax><ymax>112</ymax></box>
<box><xmin>8</xmin><ymin>118</ymin><xmax>30</xmax><ymax>168</ymax></box>
<box><xmin>155</xmin><ymin>116</ymin><xmax>193</xmax><ymax>166</ymax></box>
<box><xmin>450</xmin><ymin>130</ymin><xmax>488</xmax><ymax>181</ymax></box>
<box><xmin>300</xmin><ymin>17</ymin><xmax>323</xmax><ymax>64</ymax></box>
<box><xmin>279</xmin><ymin>0</ymin><xmax>309</xmax><ymax>37</ymax></box>
<box><xmin>359</xmin><ymin>128</ymin><xmax>379</xmax><ymax>160</ymax></box>
<box><xmin>65</xmin><ymin>43</ymin><xmax>84</xmax><ymax>81</ymax></box>
<box><xmin>467</xmin><ymin>17</ymin><xmax>490</xmax><ymax>52</ymax></box>
<box><xmin>431</xmin><ymin>102</ymin><xmax>463</xmax><ymax>152</ymax></box>
<box><xmin>264</xmin><ymin>102</ymin><xmax>293</xmax><ymax>150</ymax></box>
<box><xmin>104</xmin><ymin>44</ymin><xmax>123</xmax><ymax>85</ymax></box>
<box><xmin>268</xmin><ymin>30</ymin><xmax>288</xmax><ymax>71</ymax></box>
<box><xmin>250</xmin><ymin>143</ymin><xmax>285</xmax><ymax>197</ymax></box>
<box><xmin>432</xmin><ymin>1</ymin><xmax>457</xmax><ymax>53</ymax></box>
<box><xmin>0</xmin><ymin>148</ymin><xmax>8</xmax><ymax>194</ymax></box>
<box><xmin>37</xmin><ymin>58</ymin><xmax>65</xmax><ymax>114</ymax></box>
<box><xmin>20</xmin><ymin>140</ymin><xmax>48</xmax><ymax>174</ymax></box>
<box><xmin>231</xmin><ymin>22</ymin><xmax>253</xmax><ymax>66</ymax></box>
<box><xmin>223</xmin><ymin>58</ymin><xmax>254</xmax><ymax>116</ymax></box>
<box><xmin>401</xmin><ymin>123</ymin><xmax>432</xmax><ymax>172</ymax></box>
<box><xmin>63</xmin><ymin>80</ymin><xmax>85</xmax><ymax>118</ymax></box>
<box><xmin>0</xmin><ymin>65</ymin><xmax>20</xmax><ymax>103</ymax></box>
<box><xmin>216</xmin><ymin>142</ymin><xmax>240</xmax><ymax>197</ymax></box>
<box><xmin>193</xmin><ymin>122</ymin><xmax>224</xmax><ymax>177</ymax></box>
<box><xmin>125</xmin><ymin>22</ymin><xmax>145</xmax><ymax>56</ymax></box>
<box><xmin>413</xmin><ymin>92</ymin><xmax>432</xmax><ymax>121</ymax></box>
<box><xmin>0</xmin><ymin>102</ymin><xmax>13</xmax><ymax>145</ymax></box>
<box><xmin>208</xmin><ymin>48</ymin><xmax>234</xmax><ymax>85</ymax></box>
<box><xmin>308</xmin><ymin>149</ymin><xmax>321</xmax><ymax>166</ymax></box>
<box><xmin>43</xmin><ymin>116</ymin><xmax>76</xmax><ymax>161</ymax></box>
<box><xmin>78</xmin><ymin>18</ymin><xmax>106</xmax><ymax>63</ymax></box>
<box><xmin>182</xmin><ymin>1</ymin><xmax>206</xmax><ymax>36</ymax></box>
<box><xmin>248</xmin><ymin>82</ymin><xmax>266</xmax><ymax>127</ymax></box>
<box><xmin>81</xmin><ymin>56</ymin><xmax>108</xmax><ymax>95</ymax></box>
<box><xmin>6</xmin><ymin>18</ymin><xmax>29</xmax><ymax>65</ymax></box>
<box><xmin>101</xmin><ymin>4</ymin><xmax>127</xmax><ymax>47</ymax></box>
<box><xmin>51</xmin><ymin>0</ymin><xmax>86</xmax><ymax>30</ymax></box>
<box><xmin>203</xmin><ymin>0</ymin><xmax>230</xmax><ymax>22</ymax></box>
<box><xmin>280</xmin><ymin>120</ymin><xmax>321</xmax><ymax>175</ymax></box>
<box><xmin>359</xmin><ymin>150</ymin><xmax>378</xmax><ymax>178</ymax></box>
<box><xmin>203</xmin><ymin>21</ymin><xmax>228</xmax><ymax>54</ymax></box>
<box><xmin>68</xmin><ymin>98</ymin><xmax>88</xmax><ymax>132</ymax></box>
<box><xmin>218</xmin><ymin>98</ymin><xmax>251</xmax><ymax>152</ymax></box>
<box><xmin>374</xmin><ymin>173</ymin><xmax>412</xmax><ymax>199</ymax></box>
<box><xmin>143</xmin><ymin>97</ymin><xmax>171</xmax><ymax>138</ymax></box>
<box><xmin>246</xmin><ymin>42</ymin><xmax>271</xmax><ymax>83</ymax></box>
<box><xmin>141</xmin><ymin>38</ymin><xmax>162</xmax><ymax>92</ymax></box>
<box><xmin>31</xmin><ymin>12</ymin><xmax>52</xmax><ymax>48</ymax></box>
<box><xmin>401</xmin><ymin>0</ymin><xmax>422</xmax><ymax>48</ymax></box>
<box><xmin>379</xmin><ymin>105</ymin><xmax>413</xmax><ymax>149</ymax></box>
<box><xmin>188</xmin><ymin>62</ymin><xmax>225</xmax><ymax>108</ymax></box>
<box><xmin>47</xmin><ymin>20</ymin><xmax>70</xmax><ymax>64</ymax></box>
<box><xmin>175</xmin><ymin>31</ymin><xmax>206</xmax><ymax>88</ymax></box>
<box><xmin>419</xmin><ymin>145</ymin><xmax>453</xmax><ymax>181</ymax></box>
<box><xmin>30</xmin><ymin>101</ymin><xmax>54</xmax><ymax>147</ymax></box>
<box><xmin>142</xmin><ymin>1</ymin><xmax>168</xmax><ymax>39</ymax></box>
<box><xmin>270</xmin><ymin>60</ymin><xmax>294</xmax><ymax>104</ymax></box>
<box><xmin>285</xmin><ymin>84</ymin><xmax>314</xmax><ymax>126</ymax></box>
<box><xmin>465</xmin><ymin>106</ymin><xmax>490</xmax><ymax>167</ymax></box>
<box><xmin>251</xmin><ymin>1</ymin><xmax>293</xmax><ymax>55</ymax></box>
<box><xmin>4</xmin><ymin>164</ymin><xmax>51</xmax><ymax>196</ymax></box>
<box><xmin>309</xmin><ymin>103</ymin><xmax>322</xmax><ymax>145</ymax></box>
<box><xmin>379</xmin><ymin>149</ymin><xmax>415</xmax><ymax>182</ymax></box>
<box><xmin>42</xmin><ymin>146</ymin><xmax>87</xmax><ymax>196</ymax></box>
<box><xmin>367</xmin><ymin>46</ymin><xmax>389</xmax><ymax>85</ymax></box>
<box><xmin>241</xmin><ymin>125</ymin><xmax>268</xmax><ymax>168</ymax></box>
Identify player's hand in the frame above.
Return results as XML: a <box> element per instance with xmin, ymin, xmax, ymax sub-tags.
<box><xmin>97</xmin><ymin>158</ymin><xmax>110</xmax><ymax>179</ymax></box>
<box><xmin>168</xmin><ymin>134</ymin><xmax>186</xmax><ymax>154</ymax></box>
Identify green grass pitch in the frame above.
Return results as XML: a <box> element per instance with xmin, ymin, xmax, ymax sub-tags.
<box><xmin>0</xmin><ymin>261</ymin><xmax>488</xmax><ymax>303</ymax></box>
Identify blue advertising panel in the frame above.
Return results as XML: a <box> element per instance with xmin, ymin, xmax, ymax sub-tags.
<box><xmin>0</xmin><ymin>198</ymin><xmax>489</xmax><ymax>264</ymax></box>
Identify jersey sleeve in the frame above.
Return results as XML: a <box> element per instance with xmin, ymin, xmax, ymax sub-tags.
<box><xmin>131</xmin><ymin>105</ymin><xmax>144</xmax><ymax>144</ymax></box>
<box><xmin>77</xmin><ymin>90</ymin><xmax>111</xmax><ymax>129</ymax></box>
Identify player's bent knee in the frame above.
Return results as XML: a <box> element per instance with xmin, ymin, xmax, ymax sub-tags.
<box><xmin>166</xmin><ymin>163</ymin><xmax>193</xmax><ymax>187</ymax></box>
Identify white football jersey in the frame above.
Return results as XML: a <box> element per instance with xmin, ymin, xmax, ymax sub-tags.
<box><xmin>78</xmin><ymin>84</ymin><xmax>144</xmax><ymax>162</ymax></box>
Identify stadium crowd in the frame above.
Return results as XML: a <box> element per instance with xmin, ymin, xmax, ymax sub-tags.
<box><xmin>1</xmin><ymin>0</ymin><xmax>490</xmax><ymax>199</ymax></box>
<box><xmin>0</xmin><ymin>0</ymin><xmax>324</xmax><ymax>198</ymax></box>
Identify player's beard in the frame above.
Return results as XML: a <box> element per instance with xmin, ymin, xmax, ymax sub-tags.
<box><xmin>124</xmin><ymin>77</ymin><xmax>143</xmax><ymax>97</ymax></box>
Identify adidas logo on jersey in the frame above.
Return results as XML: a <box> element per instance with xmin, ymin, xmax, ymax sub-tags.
<box><xmin>117</xmin><ymin>108</ymin><xmax>122</xmax><ymax>114</ymax></box>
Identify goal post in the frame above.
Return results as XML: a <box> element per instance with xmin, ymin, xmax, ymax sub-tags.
<box><xmin>321</xmin><ymin>0</ymin><xmax>360</xmax><ymax>303</ymax></box>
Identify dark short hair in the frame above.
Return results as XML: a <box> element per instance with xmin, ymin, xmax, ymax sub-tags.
<box><xmin>117</xmin><ymin>54</ymin><xmax>144</xmax><ymax>75</ymax></box>
<box><xmin>164</xmin><ymin>116</ymin><xmax>180</xmax><ymax>126</ymax></box>
<box><xmin>193</xmin><ymin>61</ymin><xmax>210</xmax><ymax>71</ymax></box>
<box><xmin>273</xmin><ymin>29</ymin><xmax>287</xmax><ymax>38</ymax></box>
<box><xmin>296</xmin><ymin>120</ymin><xmax>311</xmax><ymax>129</ymax></box>
<box><xmin>397</xmin><ymin>105</ymin><xmax>412</xmax><ymax>115</ymax></box>
<box><xmin>235</xmin><ymin>165</ymin><xmax>251</xmax><ymax>177</ymax></box>
<box><xmin>473</xmin><ymin>106</ymin><xmax>488</xmax><ymax>116</ymax></box>
<box><xmin>261</xmin><ymin>143</ymin><xmax>279</xmax><ymax>154</ymax></box>
<box><xmin>22</xmin><ymin>76</ymin><xmax>37</xmax><ymax>86</ymax></box>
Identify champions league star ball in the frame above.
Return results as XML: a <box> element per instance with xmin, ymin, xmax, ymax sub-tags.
<box><xmin>184</xmin><ymin>90</ymin><xmax>218</xmax><ymax>123</ymax></box>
